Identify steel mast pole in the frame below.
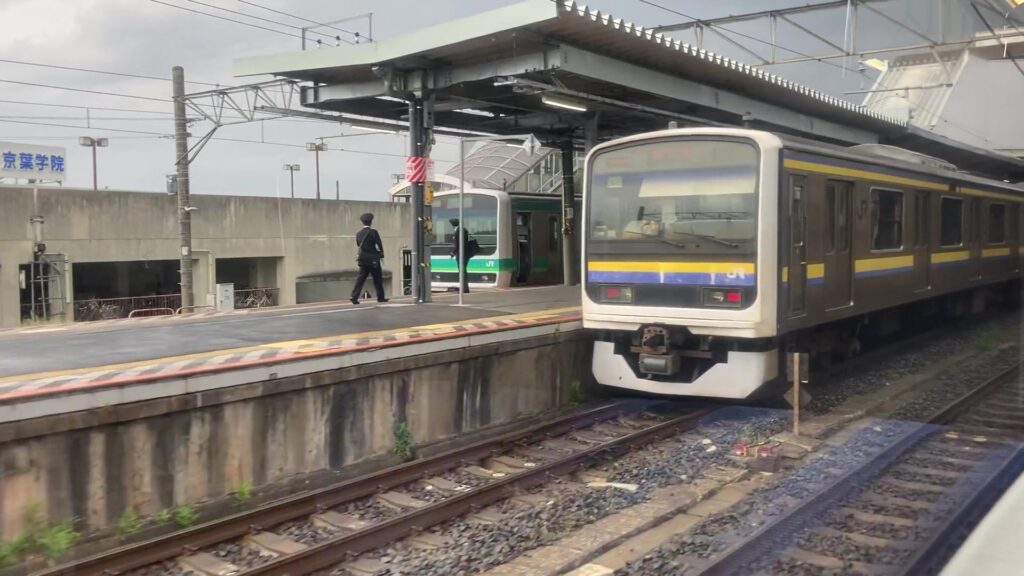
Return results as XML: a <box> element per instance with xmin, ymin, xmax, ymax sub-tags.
<box><xmin>409</xmin><ymin>98</ymin><xmax>424</xmax><ymax>303</ymax></box>
<box><xmin>458</xmin><ymin>137</ymin><xmax>465</xmax><ymax>305</ymax></box>
<box><xmin>90</xmin><ymin>144</ymin><xmax>98</xmax><ymax>192</ymax></box>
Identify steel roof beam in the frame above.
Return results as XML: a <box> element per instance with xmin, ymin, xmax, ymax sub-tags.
<box><xmin>553</xmin><ymin>45</ymin><xmax>878</xmax><ymax>144</ymax></box>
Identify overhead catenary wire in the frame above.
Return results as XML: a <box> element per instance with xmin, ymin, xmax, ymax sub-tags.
<box><xmin>178</xmin><ymin>0</ymin><xmax>340</xmax><ymax>40</ymax></box>
<box><xmin>0</xmin><ymin>58</ymin><xmax>224</xmax><ymax>87</ymax></box>
<box><xmin>632</xmin><ymin>0</ymin><xmax>1007</xmax><ymax>147</ymax></box>
<box><xmin>971</xmin><ymin>1</ymin><xmax>1024</xmax><ymax>80</ymax></box>
<box><xmin>237</xmin><ymin>0</ymin><xmax>363</xmax><ymax>41</ymax></box>
<box><xmin>0</xmin><ymin>77</ymin><xmax>169</xmax><ymax>103</ymax></box>
<box><xmin>148</xmin><ymin>0</ymin><xmax>306</xmax><ymax>40</ymax></box>
<box><xmin>0</xmin><ymin>118</ymin><xmax>455</xmax><ymax>162</ymax></box>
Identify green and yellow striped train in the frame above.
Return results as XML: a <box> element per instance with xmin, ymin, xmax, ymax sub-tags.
<box><xmin>583</xmin><ymin>128</ymin><xmax>1022</xmax><ymax>399</ymax></box>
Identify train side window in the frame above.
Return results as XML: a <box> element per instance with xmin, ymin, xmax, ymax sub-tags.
<box><xmin>940</xmin><ymin>197</ymin><xmax>963</xmax><ymax>247</ymax></box>
<box><xmin>870</xmin><ymin>189</ymin><xmax>903</xmax><ymax>250</ymax></box>
<box><xmin>988</xmin><ymin>203</ymin><xmax>1007</xmax><ymax>244</ymax></box>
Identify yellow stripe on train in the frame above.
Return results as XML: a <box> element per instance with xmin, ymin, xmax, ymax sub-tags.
<box><xmin>931</xmin><ymin>250</ymin><xmax>970</xmax><ymax>264</ymax></box>
<box><xmin>783</xmin><ymin>159</ymin><xmax>947</xmax><ymax>191</ymax></box>
<box><xmin>807</xmin><ymin>263</ymin><xmax>825</xmax><ymax>279</ymax></box>
<box><xmin>854</xmin><ymin>255</ymin><xmax>915</xmax><ymax>273</ymax></box>
<box><xmin>784</xmin><ymin>160</ymin><xmax>1023</xmax><ymax>203</ymax></box>
<box><xmin>587</xmin><ymin>261</ymin><xmax>756</xmax><ymax>274</ymax></box>
<box><xmin>959</xmin><ymin>188</ymin><xmax>1022</xmax><ymax>203</ymax></box>
<box><xmin>982</xmin><ymin>247</ymin><xmax>1011</xmax><ymax>258</ymax></box>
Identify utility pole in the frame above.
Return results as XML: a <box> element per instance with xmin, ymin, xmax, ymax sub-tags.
<box><xmin>306</xmin><ymin>140</ymin><xmax>326</xmax><ymax>199</ymax></box>
<box><xmin>335</xmin><ymin>179</ymin><xmax>340</xmax><ymax>200</ymax></box>
<box><xmin>172</xmin><ymin>66</ymin><xmax>194</xmax><ymax>310</ymax></box>
<box><xmin>283</xmin><ymin>164</ymin><xmax>301</xmax><ymax>197</ymax></box>
<box><xmin>78</xmin><ymin>136</ymin><xmax>108</xmax><ymax>192</ymax></box>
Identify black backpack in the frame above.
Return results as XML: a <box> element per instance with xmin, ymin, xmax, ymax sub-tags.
<box><xmin>466</xmin><ymin>237</ymin><xmax>481</xmax><ymax>258</ymax></box>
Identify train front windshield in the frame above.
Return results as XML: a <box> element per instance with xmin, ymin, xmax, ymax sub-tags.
<box><xmin>587</xmin><ymin>139</ymin><xmax>759</xmax><ymax>256</ymax></box>
<box><xmin>430</xmin><ymin>193</ymin><xmax>498</xmax><ymax>256</ymax></box>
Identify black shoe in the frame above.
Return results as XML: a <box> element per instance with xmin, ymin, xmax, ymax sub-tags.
<box><xmin>377</xmin><ymin>298</ymin><xmax>389</xmax><ymax>303</ymax></box>
<box><xmin>350</xmin><ymin>297</ymin><xmax>359</xmax><ymax>305</ymax></box>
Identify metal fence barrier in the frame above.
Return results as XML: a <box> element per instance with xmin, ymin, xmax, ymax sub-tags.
<box><xmin>74</xmin><ymin>294</ymin><xmax>182</xmax><ymax>322</ymax></box>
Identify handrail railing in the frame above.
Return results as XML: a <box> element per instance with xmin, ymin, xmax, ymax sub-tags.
<box><xmin>74</xmin><ymin>294</ymin><xmax>182</xmax><ymax>322</ymax></box>
<box><xmin>127</xmin><ymin>307</ymin><xmax>175</xmax><ymax>319</ymax></box>
<box><xmin>235</xmin><ymin>287</ymin><xmax>279</xmax><ymax>309</ymax></box>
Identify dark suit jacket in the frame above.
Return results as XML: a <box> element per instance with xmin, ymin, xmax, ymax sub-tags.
<box><xmin>356</xmin><ymin>227</ymin><xmax>384</xmax><ymax>263</ymax></box>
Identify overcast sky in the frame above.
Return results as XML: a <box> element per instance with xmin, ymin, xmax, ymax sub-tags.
<box><xmin>0</xmin><ymin>0</ymin><xmax>1007</xmax><ymax>200</ymax></box>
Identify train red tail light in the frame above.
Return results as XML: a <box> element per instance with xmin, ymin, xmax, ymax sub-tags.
<box><xmin>702</xmin><ymin>288</ymin><xmax>743</xmax><ymax>307</ymax></box>
<box><xmin>599</xmin><ymin>285</ymin><xmax>633</xmax><ymax>303</ymax></box>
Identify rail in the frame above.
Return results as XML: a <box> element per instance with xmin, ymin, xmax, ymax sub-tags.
<box><xmin>246</xmin><ymin>408</ymin><xmax>712</xmax><ymax>575</ymax></box>
<box><xmin>40</xmin><ymin>401</ymin><xmax>691</xmax><ymax>576</ymax></box>
<box><xmin>695</xmin><ymin>361</ymin><xmax>1024</xmax><ymax>576</ymax></box>
<box><xmin>234</xmin><ymin>287</ymin><xmax>279</xmax><ymax>309</ymax></box>
<box><xmin>74</xmin><ymin>294</ymin><xmax>182</xmax><ymax>321</ymax></box>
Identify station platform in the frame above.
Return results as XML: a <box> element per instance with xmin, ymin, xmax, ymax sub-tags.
<box><xmin>0</xmin><ymin>285</ymin><xmax>581</xmax><ymax>423</ymax></box>
<box><xmin>940</xmin><ymin>463</ymin><xmax>1024</xmax><ymax>576</ymax></box>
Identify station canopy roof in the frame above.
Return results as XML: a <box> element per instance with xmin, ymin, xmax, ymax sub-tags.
<box><xmin>234</xmin><ymin>0</ymin><xmax>1024</xmax><ymax>180</ymax></box>
<box><xmin>448</xmin><ymin>141</ymin><xmax>552</xmax><ymax>190</ymax></box>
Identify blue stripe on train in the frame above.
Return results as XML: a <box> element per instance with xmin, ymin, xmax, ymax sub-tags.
<box><xmin>587</xmin><ymin>271</ymin><xmax>756</xmax><ymax>286</ymax></box>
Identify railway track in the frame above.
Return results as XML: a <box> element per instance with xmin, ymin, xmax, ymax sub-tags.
<box><xmin>42</xmin><ymin>400</ymin><xmax>713</xmax><ymax>576</ymax></box>
<box><xmin>692</xmin><ymin>362</ymin><xmax>1024</xmax><ymax>576</ymax></box>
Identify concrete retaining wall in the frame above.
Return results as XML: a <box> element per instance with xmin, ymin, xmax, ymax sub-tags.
<box><xmin>0</xmin><ymin>185</ymin><xmax>410</xmax><ymax>328</ymax></box>
<box><xmin>0</xmin><ymin>329</ymin><xmax>589</xmax><ymax>539</ymax></box>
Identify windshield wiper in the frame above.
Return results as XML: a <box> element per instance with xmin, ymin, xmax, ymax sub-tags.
<box><xmin>666</xmin><ymin>230</ymin><xmax>740</xmax><ymax>248</ymax></box>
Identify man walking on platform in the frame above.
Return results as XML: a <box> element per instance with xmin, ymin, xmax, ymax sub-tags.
<box><xmin>449</xmin><ymin>218</ymin><xmax>474</xmax><ymax>294</ymax></box>
<box><xmin>351</xmin><ymin>213</ymin><xmax>388</xmax><ymax>304</ymax></box>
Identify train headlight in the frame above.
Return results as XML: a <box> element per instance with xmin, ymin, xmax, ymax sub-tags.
<box><xmin>702</xmin><ymin>287</ymin><xmax>742</xmax><ymax>307</ymax></box>
<box><xmin>599</xmin><ymin>285</ymin><xmax>633</xmax><ymax>303</ymax></box>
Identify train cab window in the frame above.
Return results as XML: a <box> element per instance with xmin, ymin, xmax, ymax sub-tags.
<box><xmin>988</xmin><ymin>203</ymin><xmax>1007</xmax><ymax>244</ymax></box>
<box><xmin>870</xmin><ymin>189</ymin><xmax>903</xmax><ymax>250</ymax></box>
<box><xmin>940</xmin><ymin>197</ymin><xmax>963</xmax><ymax>247</ymax></box>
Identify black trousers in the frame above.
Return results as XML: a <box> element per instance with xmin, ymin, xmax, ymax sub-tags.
<box><xmin>351</xmin><ymin>260</ymin><xmax>385</xmax><ymax>301</ymax></box>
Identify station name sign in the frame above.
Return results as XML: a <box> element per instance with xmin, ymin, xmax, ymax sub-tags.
<box><xmin>0</xmin><ymin>141</ymin><xmax>66</xmax><ymax>182</ymax></box>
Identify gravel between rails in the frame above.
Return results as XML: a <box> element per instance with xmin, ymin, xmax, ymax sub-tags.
<box><xmin>327</xmin><ymin>407</ymin><xmax>788</xmax><ymax>576</ymax></box>
<box><xmin>807</xmin><ymin>313</ymin><xmax>1020</xmax><ymax>417</ymax></box>
<box><xmin>617</xmin><ymin>419</ymin><xmax>924</xmax><ymax>575</ymax></box>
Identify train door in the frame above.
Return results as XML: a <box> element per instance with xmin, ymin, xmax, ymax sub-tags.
<box><xmin>968</xmin><ymin>198</ymin><xmax>982</xmax><ymax>279</ymax></box>
<box><xmin>824</xmin><ymin>180</ymin><xmax>853</xmax><ymax>309</ymax></box>
<box><xmin>788</xmin><ymin>175</ymin><xmax>807</xmax><ymax>316</ymax></box>
<box><xmin>515</xmin><ymin>212</ymin><xmax>532</xmax><ymax>284</ymax></box>
<box><xmin>911</xmin><ymin>190</ymin><xmax>931</xmax><ymax>291</ymax></box>
<box><xmin>1013</xmin><ymin>206</ymin><xmax>1022</xmax><ymax>274</ymax></box>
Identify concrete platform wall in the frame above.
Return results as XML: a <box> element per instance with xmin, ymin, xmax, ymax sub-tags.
<box><xmin>0</xmin><ymin>185</ymin><xmax>410</xmax><ymax>327</ymax></box>
<box><xmin>0</xmin><ymin>330</ymin><xmax>589</xmax><ymax>538</ymax></box>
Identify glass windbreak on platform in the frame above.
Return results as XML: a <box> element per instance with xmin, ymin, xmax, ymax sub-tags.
<box><xmin>587</xmin><ymin>139</ymin><xmax>759</xmax><ymax>255</ymax></box>
<box><xmin>430</xmin><ymin>193</ymin><xmax>498</xmax><ymax>256</ymax></box>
